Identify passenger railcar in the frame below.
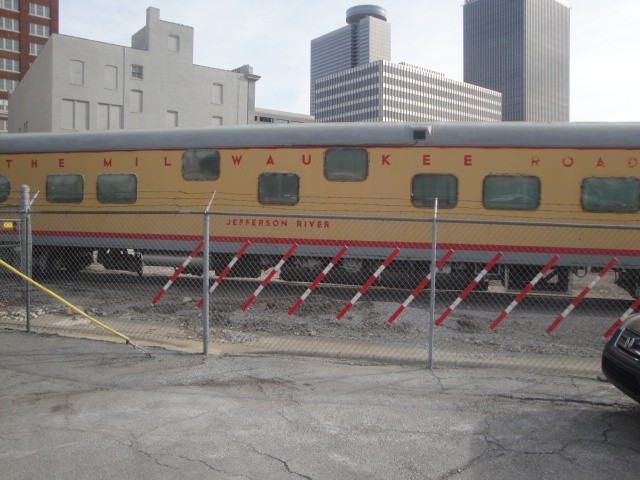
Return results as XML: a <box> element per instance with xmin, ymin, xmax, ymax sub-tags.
<box><xmin>1</xmin><ymin>122</ymin><xmax>639</xmax><ymax>296</ymax></box>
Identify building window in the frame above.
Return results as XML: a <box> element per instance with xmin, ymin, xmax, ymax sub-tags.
<box><xmin>131</xmin><ymin>64</ymin><xmax>143</xmax><ymax>79</ymax></box>
<box><xmin>412</xmin><ymin>174</ymin><xmax>458</xmax><ymax>208</ymax></box>
<box><xmin>0</xmin><ymin>99</ymin><xmax>8</xmax><ymax>111</ymax></box>
<box><xmin>0</xmin><ymin>37</ymin><xmax>19</xmax><ymax>52</ymax></box>
<box><xmin>69</xmin><ymin>60</ymin><xmax>84</xmax><ymax>85</ymax></box>
<box><xmin>258</xmin><ymin>173</ymin><xmax>299</xmax><ymax>205</ymax></box>
<box><xmin>0</xmin><ymin>16</ymin><xmax>19</xmax><ymax>31</ymax></box>
<box><xmin>46</xmin><ymin>174</ymin><xmax>84</xmax><ymax>203</ymax></box>
<box><xmin>0</xmin><ymin>58</ymin><xmax>19</xmax><ymax>72</ymax></box>
<box><xmin>168</xmin><ymin>34</ymin><xmax>180</xmax><ymax>52</ymax></box>
<box><xmin>97</xmin><ymin>174</ymin><xmax>137</xmax><ymax>204</ymax></box>
<box><xmin>483</xmin><ymin>175</ymin><xmax>540</xmax><ymax>210</ymax></box>
<box><xmin>0</xmin><ymin>119</ymin><xmax>6</xmax><ymax>133</ymax></box>
<box><xmin>61</xmin><ymin>99</ymin><xmax>89</xmax><ymax>130</ymax></box>
<box><xmin>104</xmin><ymin>65</ymin><xmax>117</xmax><ymax>90</ymax></box>
<box><xmin>581</xmin><ymin>177</ymin><xmax>640</xmax><ymax>213</ymax></box>
<box><xmin>29</xmin><ymin>23</ymin><xmax>49</xmax><ymax>37</ymax></box>
<box><xmin>0</xmin><ymin>175</ymin><xmax>10</xmax><ymax>201</ymax></box>
<box><xmin>182</xmin><ymin>150</ymin><xmax>220</xmax><ymax>181</ymax></box>
<box><xmin>0</xmin><ymin>79</ymin><xmax>18</xmax><ymax>93</ymax></box>
<box><xmin>29</xmin><ymin>3</ymin><xmax>50</xmax><ymax>18</ymax></box>
<box><xmin>324</xmin><ymin>148</ymin><xmax>368</xmax><ymax>181</ymax></box>
<box><xmin>0</xmin><ymin>0</ymin><xmax>19</xmax><ymax>12</ymax></box>
<box><xmin>98</xmin><ymin>103</ymin><xmax>123</xmax><ymax>130</ymax></box>
<box><xmin>166</xmin><ymin>110</ymin><xmax>178</xmax><ymax>127</ymax></box>
<box><xmin>130</xmin><ymin>90</ymin><xmax>142</xmax><ymax>113</ymax></box>
<box><xmin>29</xmin><ymin>42</ymin><xmax>43</xmax><ymax>56</ymax></box>
<box><xmin>212</xmin><ymin>83</ymin><xmax>223</xmax><ymax>104</ymax></box>
<box><xmin>211</xmin><ymin>116</ymin><xmax>222</xmax><ymax>126</ymax></box>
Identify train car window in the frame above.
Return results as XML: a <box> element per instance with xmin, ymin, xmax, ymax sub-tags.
<box><xmin>0</xmin><ymin>175</ymin><xmax>9</xmax><ymax>202</ymax></box>
<box><xmin>46</xmin><ymin>174</ymin><xmax>84</xmax><ymax>203</ymax></box>
<box><xmin>97</xmin><ymin>174</ymin><xmax>137</xmax><ymax>204</ymax></box>
<box><xmin>258</xmin><ymin>173</ymin><xmax>299</xmax><ymax>205</ymax></box>
<box><xmin>411</xmin><ymin>174</ymin><xmax>458</xmax><ymax>208</ymax></box>
<box><xmin>581</xmin><ymin>176</ymin><xmax>640</xmax><ymax>213</ymax></box>
<box><xmin>324</xmin><ymin>148</ymin><xmax>368</xmax><ymax>181</ymax></box>
<box><xmin>483</xmin><ymin>175</ymin><xmax>540</xmax><ymax>210</ymax></box>
<box><xmin>182</xmin><ymin>149</ymin><xmax>220</xmax><ymax>181</ymax></box>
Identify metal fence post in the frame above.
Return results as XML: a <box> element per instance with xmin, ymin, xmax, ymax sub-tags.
<box><xmin>202</xmin><ymin>212</ymin><xmax>210</xmax><ymax>355</ymax></box>
<box><xmin>20</xmin><ymin>185</ymin><xmax>32</xmax><ymax>332</ymax></box>
<box><xmin>427</xmin><ymin>198</ymin><xmax>439</xmax><ymax>369</ymax></box>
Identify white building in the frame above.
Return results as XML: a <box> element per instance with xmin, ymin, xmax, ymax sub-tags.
<box><xmin>9</xmin><ymin>7</ymin><xmax>260</xmax><ymax>133</ymax></box>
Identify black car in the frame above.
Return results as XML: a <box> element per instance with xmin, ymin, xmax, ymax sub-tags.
<box><xmin>602</xmin><ymin>313</ymin><xmax>640</xmax><ymax>403</ymax></box>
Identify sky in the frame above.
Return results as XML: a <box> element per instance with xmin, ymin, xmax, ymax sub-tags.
<box><xmin>59</xmin><ymin>0</ymin><xmax>639</xmax><ymax>122</ymax></box>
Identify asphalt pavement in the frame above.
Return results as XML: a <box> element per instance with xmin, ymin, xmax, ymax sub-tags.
<box><xmin>1</xmin><ymin>329</ymin><xmax>639</xmax><ymax>480</ymax></box>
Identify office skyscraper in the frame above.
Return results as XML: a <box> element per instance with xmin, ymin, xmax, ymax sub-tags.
<box><xmin>463</xmin><ymin>0</ymin><xmax>570</xmax><ymax>121</ymax></box>
<box><xmin>310</xmin><ymin>5</ymin><xmax>390</xmax><ymax>116</ymax></box>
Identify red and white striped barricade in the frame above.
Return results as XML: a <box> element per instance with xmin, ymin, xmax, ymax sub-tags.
<box><xmin>435</xmin><ymin>251</ymin><xmax>502</xmax><ymax>327</ymax></box>
<box><xmin>196</xmin><ymin>241</ymin><xmax>251</xmax><ymax>309</ymax></box>
<box><xmin>241</xmin><ymin>244</ymin><xmax>298</xmax><ymax>312</ymax></box>
<box><xmin>546</xmin><ymin>257</ymin><xmax>618</xmax><ymax>335</ymax></box>
<box><xmin>151</xmin><ymin>241</ymin><xmax>204</xmax><ymax>305</ymax></box>
<box><xmin>387</xmin><ymin>249</ymin><xmax>455</xmax><ymax>324</ymax></box>
<box><xmin>336</xmin><ymin>247</ymin><xmax>400</xmax><ymax>320</ymax></box>
<box><xmin>489</xmin><ymin>255</ymin><xmax>560</xmax><ymax>330</ymax></box>
<box><xmin>288</xmin><ymin>246</ymin><xmax>348</xmax><ymax>316</ymax></box>
<box><xmin>604</xmin><ymin>297</ymin><xmax>640</xmax><ymax>339</ymax></box>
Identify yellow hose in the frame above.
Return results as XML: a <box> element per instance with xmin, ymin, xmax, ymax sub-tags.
<box><xmin>0</xmin><ymin>259</ymin><xmax>131</xmax><ymax>343</ymax></box>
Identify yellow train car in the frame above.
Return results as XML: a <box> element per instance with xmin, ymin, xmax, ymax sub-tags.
<box><xmin>1</xmin><ymin>122</ymin><xmax>639</xmax><ymax>295</ymax></box>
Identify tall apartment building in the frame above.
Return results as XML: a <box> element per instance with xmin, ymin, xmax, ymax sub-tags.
<box><xmin>311</xmin><ymin>5</ymin><xmax>502</xmax><ymax>123</ymax></box>
<box><xmin>9</xmin><ymin>7</ymin><xmax>259</xmax><ymax>132</ymax></box>
<box><xmin>310</xmin><ymin>5</ymin><xmax>390</xmax><ymax>116</ymax></box>
<box><xmin>463</xmin><ymin>0</ymin><xmax>570</xmax><ymax>121</ymax></box>
<box><xmin>0</xmin><ymin>0</ymin><xmax>58</xmax><ymax>132</ymax></box>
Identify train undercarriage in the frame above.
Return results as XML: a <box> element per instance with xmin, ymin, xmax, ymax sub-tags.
<box><xmin>22</xmin><ymin>245</ymin><xmax>639</xmax><ymax>299</ymax></box>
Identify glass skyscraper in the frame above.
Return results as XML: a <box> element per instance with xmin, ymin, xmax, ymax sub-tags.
<box><xmin>463</xmin><ymin>0</ymin><xmax>570</xmax><ymax>121</ymax></box>
<box><xmin>310</xmin><ymin>5</ymin><xmax>390</xmax><ymax>116</ymax></box>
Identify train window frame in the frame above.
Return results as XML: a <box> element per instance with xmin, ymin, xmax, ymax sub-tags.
<box><xmin>324</xmin><ymin>147</ymin><xmax>369</xmax><ymax>181</ymax></box>
<box><xmin>258</xmin><ymin>172</ymin><xmax>300</xmax><ymax>205</ymax></box>
<box><xmin>483</xmin><ymin>175</ymin><xmax>540</xmax><ymax>210</ymax></box>
<box><xmin>581</xmin><ymin>176</ymin><xmax>640</xmax><ymax>213</ymax></box>
<box><xmin>411</xmin><ymin>173</ymin><xmax>458</xmax><ymax>209</ymax></box>
<box><xmin>182</xmin><ymin>149</ymin><xmax>221</xmax><ymax>181</ymax></box>
<box><xmin>97</xmin><ymin>173</ymin><xmax>138</xmax><ymax>204</ymax></box>
<box><xmin>46</xmin><ymin>174</ymin><xmax>84</xmax><ymax>203</ymax></box>
<box><xmin>0</xmin><ymin>175</ymin><xmax>9</xmax><ymax>202</ymax></box>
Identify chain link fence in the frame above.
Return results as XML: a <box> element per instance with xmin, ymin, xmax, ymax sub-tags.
<box><xmin>1</xmin><ymin>204</ymin><xmax>638</xmax><ymax>377</ymax></box>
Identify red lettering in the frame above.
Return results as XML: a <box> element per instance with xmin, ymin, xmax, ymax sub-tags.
<box><xmin>531</xmin><ymin>157</ymin><xmax>540</xmax><ymax>166</ymax></box>
<box><xmin>5</xmin><ymin>159</ymin><xmax>12</xmax><ymax>168</ymax></box>
<box><xmin>58</xmin><ymin>158</ymin><xmax>65</xmax><ymax>168</ymax></box>
<box><xmin>382</xmin><ymin>154</ymin><xmax>391</xmax><ymax>165</ymax></box>
<box><xmin>301</xmin><ymin>154</ymin><xmax>311</xmax><ymax>165</ymax></box>
<box><xmin>562</xmin><ymin>156</ymin><xmax>574</xmax><ymax>168</ymax></box>
<box><xmin>464</xmin><ymin>154</ymin><xmax>472</xmax><ymax>166</ymax></box>
<box><xmin>135</xmin><ymin>157</ymin><xmax>139</xmax><ymax>167</ymax></box>
<box><xmin>596</xmin><ymin>157</ymin><xmax>605</xmax><ymax>168</ymax></box>
<box><xmin>266</xmin><ymin>155</ymin><xmax>275</xmax><ymax>165</ymax></box>
<box><xmin>422</xmin><ymin>154</ymin><xmax>431</xmax><ymax>166</ymax></box>
<box><xmin>164</xmin><ymin>156</ymin><xmax>171</xmax><ymax>167</ymax></box>
<box><xmin>629</xmin><ymin>157</ymin><xmax>638</xmax><ymax>168</ymax></box>
<box><xmin>31</xmin><ymin>159</ymin><xmax>38</xmax><ymax>168</ymax></box>
<box><xmin>232</xmin><ymin>155</ymin><xmax>242</xmax><ymax>165</ymax></box>
<box><xmin>104</xmin><ymin>158</ymin><xmax>112</xmax><ymax>167</ymax></box>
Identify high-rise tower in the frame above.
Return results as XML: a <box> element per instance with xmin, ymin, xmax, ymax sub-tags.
<box><xmin>310</xmin><ymin>5</ymin><xmax>390</xmax><ymax>116</ymax></box>
<box><xmin>463</xmin><ymin>0</ymin><xmax>569</xmax><ymax>121</ymax></box>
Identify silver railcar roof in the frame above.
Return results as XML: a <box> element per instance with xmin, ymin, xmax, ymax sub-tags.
<box><xmin>0</xmin><ymin>122</ymin><xmax>639</xmax><ymax>154</ymax></box>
